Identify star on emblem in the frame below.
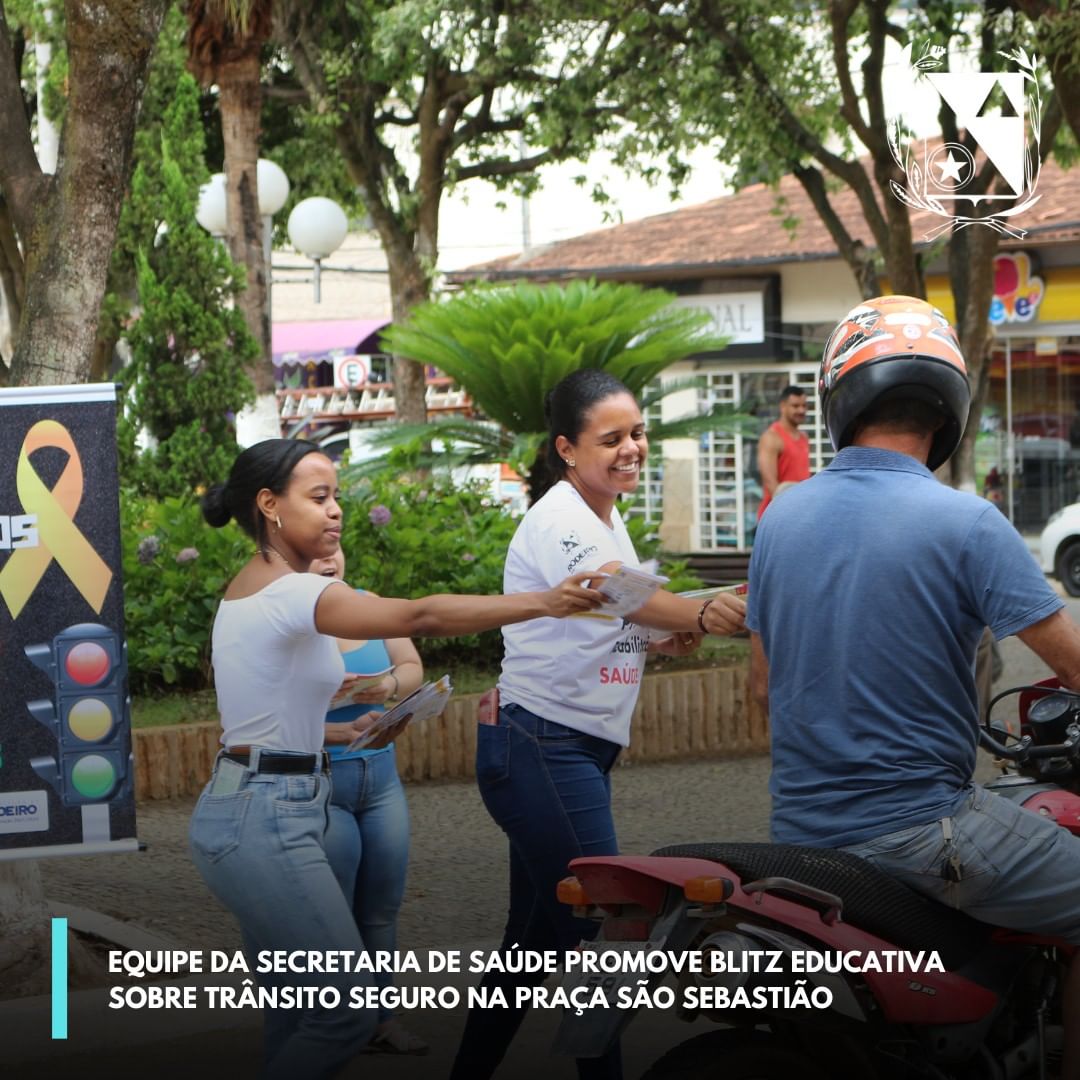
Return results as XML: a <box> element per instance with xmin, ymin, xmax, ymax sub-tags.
<box><xmin>936</xmin><ymin>151</ymin><xmax>966</xmax><ymax>184</ymax></box>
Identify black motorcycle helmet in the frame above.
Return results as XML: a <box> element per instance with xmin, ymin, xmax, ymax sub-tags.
<box><xmin>819</xmin><ymin>295</ymin><xmax>971</xmax><ymax>471</ymax></box>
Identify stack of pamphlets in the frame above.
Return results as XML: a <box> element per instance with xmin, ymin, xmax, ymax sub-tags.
<box><xmin>345</xmin><ymin>675</ymin><xmax>454</xmax><ymax>752</ymax></box>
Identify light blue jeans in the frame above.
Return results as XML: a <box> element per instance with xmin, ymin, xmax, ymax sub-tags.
<box><xmin>322</xmin><ymin>747</ymin><xmax>410</xmax><ymax>1022</ymax></box>
<box><xmin>841</xmin><ymin>784</ymin><xmax>1080</xmax><ymax>945</ymax></box>
<box><xmin>189</xmin><ymin>751</ymin><xmax>377</xmax><ymax>1079</ymax></box>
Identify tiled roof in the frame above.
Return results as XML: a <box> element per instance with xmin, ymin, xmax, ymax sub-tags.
<box><xmin>454</xmin><ymin>156</ymin><xmax>1080</xmax><ymax>282</ymax></box>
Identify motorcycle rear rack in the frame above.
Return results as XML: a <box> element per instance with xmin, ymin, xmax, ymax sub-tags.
<box><xmin>741</xmin><ymin>876</ymin><xmax>844</xmax><ymax>925</ymax></box>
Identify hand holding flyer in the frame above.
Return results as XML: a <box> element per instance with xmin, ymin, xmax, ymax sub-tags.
<box><xmin>328</xmin><ymin>667</ymin><xmax>394</xmax><ymax>710</ymax></box>
<box><xmin>345</xmin><ymin>675</ymin><xmax>454</xmax><ymax>752</ymax></box>
<box><xmin>594</xmin><ymin>565</ymin><xmax>670</xmax><ymax>617</ymax></box>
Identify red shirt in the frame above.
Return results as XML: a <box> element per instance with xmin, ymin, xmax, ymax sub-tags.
<box><xmin>757</xmin><ymin>422</ymin><xmax>810</xmax><ymax>518</ymax></box>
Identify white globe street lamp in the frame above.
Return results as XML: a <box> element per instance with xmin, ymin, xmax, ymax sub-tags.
<box><xmin>257</xmin><ymin>158</ymin><xmax>290</xmax><ymax>216</ymax></box>
<box><xmin>287</xmin><ymin>196</ymin><xmax>349</xmax><ymax>303</ymax></box>
<box><xmin>195</xmin><ymin>172</ymin><xmax>227</xmax><ymax>235</ymax></box>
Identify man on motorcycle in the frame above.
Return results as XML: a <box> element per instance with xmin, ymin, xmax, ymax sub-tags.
<box><xmin>746</xmin><ymin>295</ymin><xmax>1080</xmax><ymax>1079</ymax></box>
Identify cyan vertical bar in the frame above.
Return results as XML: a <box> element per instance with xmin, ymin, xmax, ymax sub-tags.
<box><xmin>51</xmin><ymin>917</ymin><xmax>68</xmax><ymax>1039</ymax></box>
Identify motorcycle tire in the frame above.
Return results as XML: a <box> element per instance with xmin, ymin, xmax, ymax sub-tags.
<box><xmin>640</xmin><ymin>1030</ymin><xmax>833</xmax><ymax>1080</ymax></box>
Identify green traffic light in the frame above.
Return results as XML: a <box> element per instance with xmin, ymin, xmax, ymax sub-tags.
<box><xmin>70</xmin><ymin>755</ymin><xmax>117</xmax><ymax>799</ymax></box>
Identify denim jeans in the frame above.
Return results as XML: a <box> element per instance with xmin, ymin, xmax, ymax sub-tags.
<box><xmin>450</xmin><ymin>701</ymin><xmax>623</xmax><ymax>1080</ymax></box>
<box><xmin>322</xmin><ymin>747</ymin><xmax>410</xmax><ymax>1021</ymax></box>
<box><xmin>841</xmin><ymin>784</ymin><xmax>1080</xmax><ymax>944</ymax></box>
<box><xmin>189</xmin><ymin>750</ymin><xmax>377</xmax><ymax>1079</ymax></box>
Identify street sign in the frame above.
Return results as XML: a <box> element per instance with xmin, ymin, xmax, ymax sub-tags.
<box><xmin>334</xmin><ymin>354</ymin><xmax>369</xmax><ymax>389</ymax></box>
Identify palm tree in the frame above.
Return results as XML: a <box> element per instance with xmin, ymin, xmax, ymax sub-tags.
<box><xmin>185</xmin><ymin>0</ymin><xmax>277</xmax><ymax>436</ymax></box>
<box><xmin>362</xmin><ymin>279</ymin><xmax>751</xmax><ymax>502</ymax></box>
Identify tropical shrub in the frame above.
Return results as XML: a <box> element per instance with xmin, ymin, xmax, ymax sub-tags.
<box><xmin>122</xmin><ymin>494</ymin><xmax>249</xmax><ymax>693</ymax></box>
<box><xmin>368</xmin><ymin>280</ymin><xmax>747</xmax><ymax>501</ymax></box>
<box><xmin>339</xmin><ymin>472</ymin><xmax>521</xmax><ymax>668</ymax></box>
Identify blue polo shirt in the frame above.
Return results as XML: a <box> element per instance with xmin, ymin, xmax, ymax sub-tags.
<box><xmin>746</xmin><ymin>446</ymin><xmax>1062</xmax><ymax>847</ymax></box>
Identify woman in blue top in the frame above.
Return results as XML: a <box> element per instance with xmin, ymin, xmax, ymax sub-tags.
<box><xmin>312</xmin><ymin>549</ymin><xmax>427</xmax><ymax>1055</ymax></box>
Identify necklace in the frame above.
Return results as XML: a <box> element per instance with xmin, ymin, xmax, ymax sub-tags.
<box><xmin>259</xmin><ymin>546</ymin><xmax>293</xmax><ymax>568</ymax></box>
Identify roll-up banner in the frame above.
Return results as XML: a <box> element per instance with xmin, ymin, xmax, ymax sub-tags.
<box><xmin>0</xmin><ymin>384</ymin><xmax>138</xmax><ymax>860</ymax></box>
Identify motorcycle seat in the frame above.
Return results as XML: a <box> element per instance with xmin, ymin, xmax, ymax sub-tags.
<box><xmin>651</xmin><ymin>842</ymin><xmax>990</xmax><ymax>971</ymax></box>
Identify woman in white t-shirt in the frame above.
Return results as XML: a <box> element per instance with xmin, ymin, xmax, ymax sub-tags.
<box><xmin>451</xmin><ymin>370</ymin><xmax>746</xmax><ymax>1080</ymax></box>
<box><xmin>190</xmin><ymin>438</ymin><xmax>603</xmax><ymax>1080</ymax></box>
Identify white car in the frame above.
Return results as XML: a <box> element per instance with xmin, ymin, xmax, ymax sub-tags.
<box><xmin>1040</xmin><ymin>503</ymin><xmax>1080</xmax><ymax>596</ymax></box>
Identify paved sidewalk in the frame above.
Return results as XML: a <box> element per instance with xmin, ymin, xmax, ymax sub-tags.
<box><xmin>17</xmin><ymin>619</ymin><xmax>1067</xmax><ymax>1079</ymax></box>
<box><xmin>39</xmin><ymin>757</ymin><xmax>776</xmax><ymax>958</ymax></box>
<box><xmin>24</xmin><ymin>756</ymin><xmax>775</xmax><ymax>1079</ymax></box>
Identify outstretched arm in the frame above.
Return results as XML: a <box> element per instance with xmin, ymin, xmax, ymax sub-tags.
<box><xmin>590</xmin><ymin>559</ymin><xmax>747</xmax><ymax>636</ymax></box>
<box><xmin>315</xmin><ymin>573</ymin><xmax>604</xmax><ymax>640</ymax></box>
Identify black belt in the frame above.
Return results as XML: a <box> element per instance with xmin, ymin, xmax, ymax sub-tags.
<box><xmin>222</xmin><ymin>750</ymin><xmax>328</xmax><ymax>774</ymax></box>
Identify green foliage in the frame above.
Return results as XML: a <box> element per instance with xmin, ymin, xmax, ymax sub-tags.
<box><xmin>4</xmin><ymin>0</ymin><xmax>67</xmax><ymax>126</ymax></box>
<box><xmin>337</xmin><ymin>467</ymin><xmax>701</xmax><ymax>669</ymax></box>
<box><xmin>341</xmin><ymin>419</ymin><xmax>543</xmax><ymax>484</ymax></box>
<box><xmin>115</xmin><ymin>70</ymin><xmax>256</xmax><ymax>498</ymax></box>
<box><xmin>121</xmin><ymin>495</ymin><xmax>250</xmax><ymax>693</ymax></box>
<box><xmin>338</xmin><ymin>471</ymin><xmax>521</xmax><ymax>667</ymax></box>
<box><xmin>382</xmin><ymin>279</ymin><xmax>726</xmax><ymax>434</ymax></box>
<box><xmin>119</xmin><ymin>478</ymin><xmax>702</xmax><ymax>691</ymax></box>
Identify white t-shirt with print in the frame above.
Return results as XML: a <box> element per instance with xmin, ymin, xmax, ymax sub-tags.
<box><xmin>212</xmin><ymin>573</ymin><xmax>346</xmax><ymax>754</ymax></box>
<box><xmin>499</xmin><ymin>481</ymin><xmax>647</xmax><ymax>747</ymax></box>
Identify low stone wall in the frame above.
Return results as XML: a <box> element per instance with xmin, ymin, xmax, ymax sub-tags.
<box><xmin>132</xmin><ymin>665</ymin><xmax>767</xmax><ymax>801</ymax></box>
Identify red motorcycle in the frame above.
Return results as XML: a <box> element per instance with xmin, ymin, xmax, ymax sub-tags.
<box><xmin>553</xmin><ymin>680</ymin><xmax>1080</xmax><ymax>1080</ymax></box>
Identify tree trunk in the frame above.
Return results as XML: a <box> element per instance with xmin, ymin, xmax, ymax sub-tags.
<box><xmin>217</xmin><ymin>50</ymin><xmax>279</xmax><ymax>445</ymax></box>
<box><xmin>0</xmin><ymin>197</ymin><xmax>24</xmax><ymax>361</ymax></box>
<box><xmin>387</xmin><ymin>252</ymin><xmax>431</xmax><ymax>425</ymax></box>
<box><xmin>947</xmin><ymin>226</ymin><xmax>1000</xmax><ymax>491</ymax></box>
<box><xmin>0</xmin><ymin>0</ymin><xmax>166</xmax><ymax>997</ymax></box>
<box><xmin>218</xmin><ymin>51</ymin><xmax>272</xmax><ymax>394</ymax></box>
<box><xmin>8</xmin><ymin>0</ymin><xmax>167</xmax><ymax>387</ymax></box>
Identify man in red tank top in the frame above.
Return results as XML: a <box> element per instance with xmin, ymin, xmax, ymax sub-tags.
<box><xmin>756</xmin><ymin>385</ymin><xmax>810</xmax><ymax>519</ymax></box>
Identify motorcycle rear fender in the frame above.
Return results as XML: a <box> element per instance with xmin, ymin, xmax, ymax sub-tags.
<box><xmin>551</xmin><ymin>890</ymin><xmax>704</xmax><ymax>1059</ymax></box>
<box><xmin>568</xmin><ymin>854</ymin><xmax>1000</xmax><ymax>1026</ymax></box>
<box><xmin>566</xmin><ymin>855</ymin><xmax>734</xmax><ymax>915</ymax></box>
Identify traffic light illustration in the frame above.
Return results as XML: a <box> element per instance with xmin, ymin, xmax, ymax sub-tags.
<box><xmin>25</xmin><ymin>623</ymin><xmax>132</xmax><ymax>808</ymax></box>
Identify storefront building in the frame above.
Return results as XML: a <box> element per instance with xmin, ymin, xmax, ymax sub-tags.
<box><xmin>458</xmin><ymin>162</ymin><xmax>1079</xmax><ymax>550</ymax></box>
<box><xmin>930</xmin><ymin>251</ymin><xmax>1080</xmax><ymax>534</ymax></box>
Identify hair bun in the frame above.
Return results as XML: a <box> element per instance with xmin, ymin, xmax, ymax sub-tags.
<box><xmin>201</xmin><ymin>483</ymin><xmax>232</xmax><ymax>528</ymax></box>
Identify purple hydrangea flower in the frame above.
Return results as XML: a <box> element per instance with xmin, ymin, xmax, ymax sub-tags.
<box><xmin>369</xmin><ymin>504</ymin><xmax>392</xmax><ymax>526</ymax></box>
<box><xmin>175</xmin><ymin>547</ymin><xmax>200</xmax><ymax>565</ymax></box>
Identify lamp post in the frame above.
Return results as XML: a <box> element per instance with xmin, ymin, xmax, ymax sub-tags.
<box><xmin>197</xmin><ymin>159</ymin><xmax>290</xmax><ymax>322</ymax></box>
<box><xmin>287</xmin><ymin>197</ymin><xmax>349</xmax><ymax>303</ymax></box>
<box><xmin>196</xmin><ymin>170</ymin><xmax>349</xmax><ymax>443</ymax></box>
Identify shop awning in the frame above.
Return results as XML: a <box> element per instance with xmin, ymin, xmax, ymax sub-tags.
<box><xmin>272</xmin><ymin>318</ymin><xmax>391</xmax><ymax>388</ymax></box>
<box><xmin>272</xmin><ymin>318</ymin><xmax>390</xmax><ymax>361</ymax></box>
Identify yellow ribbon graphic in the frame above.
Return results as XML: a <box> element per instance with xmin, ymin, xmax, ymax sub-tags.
<box><xmin>0</xmin><ymin>419</ymin><xmax>112</xmax><ymax>618</ymax></box>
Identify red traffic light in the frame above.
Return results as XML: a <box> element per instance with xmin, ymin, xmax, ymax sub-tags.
<box><xmin>64</xmin><ymin>641</ymin><xmax>110</xmax><ymax>686</ymax></box>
